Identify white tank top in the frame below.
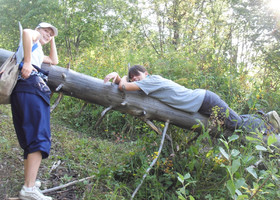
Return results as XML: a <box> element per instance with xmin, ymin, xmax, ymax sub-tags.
<box><xmin>15</xmin><ymin>41</ymin><xmax>44</xmax><ymax>68</ymax></box>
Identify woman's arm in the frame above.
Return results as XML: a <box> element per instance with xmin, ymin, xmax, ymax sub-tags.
<box><xmin>43</xmin><ymin>37</ymin><xmax>58</xmax><ymax>65</ymax></box>
<box><xmin>20</xmin><ymin>29</ymin><xmax>40</xmax><ymax>78</ymax></box>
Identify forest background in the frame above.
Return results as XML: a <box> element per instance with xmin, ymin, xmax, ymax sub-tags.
<box><xmin>0</xmin><ymin>0</ymin><xmax>280</xmax><ymax>199</ymax></box>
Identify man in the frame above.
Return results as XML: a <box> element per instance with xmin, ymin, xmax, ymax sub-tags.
<box><xmin>104</xmin><ymin>65</ymin><xmax>280</xmax><ymax>134</ymax></box>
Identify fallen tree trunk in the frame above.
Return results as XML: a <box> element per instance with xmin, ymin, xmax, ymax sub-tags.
<box><xmin>0</xmin><ymin>48</ymin><xmax>208</xmax><ymax>130</ymax></box>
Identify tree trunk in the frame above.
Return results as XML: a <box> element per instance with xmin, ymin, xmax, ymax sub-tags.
<box><xmin>0</xmin><ymin>48</ymin><xmax>208</xmax><ymax>130</ymax></box>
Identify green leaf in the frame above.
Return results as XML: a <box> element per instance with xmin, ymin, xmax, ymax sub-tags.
<box><xmin>191</xmin><ymin>124</ymin><xmax>201</xmax><ymax>129</ymax></box>
<box><xmin>226</xmin><ymin>165</ymin><xmax>232</xmax><ymax>176</ymax></box>
<box><xmin>177</xmin><ymin>173</ymin><xmax>184</xmax><ymax>184</ymax></box>
<box><xmin>267</xmin><ymin>135</ymin><xmax>277</xmax><ymax>146</ymax></box>
<box><xmin>219</xmin><ymin>147</ymin><xmax>229</xmax><ymax>161</ymax></box>
<box><xmin>245</xmin><ymin>136</ymin><xmax>260</xmax><ymax>142</ymax></box>
<box><xmin>253</xmin><ymin>182</ymin><xmax>259</xmax><ymax>189</ymax></box>
<box><xmin>265</xmin><ymin>183</ymin><xmax>275</xmax><ymax>188</ymax></box>
<box><xmin>228</xmin><ymin>135</ymin><xmax>239</xmax><ymax>143</ymax></box>
<box><xmin>231</xmin><ymin>149</ymin><xmax>240</xmax><ymax>157</ymax></box>
<box><xmin>256</xmin><ymin>145</ymin><xmax>267</xmax><ymax>151</ymax></box>
<box><xmin>236</xmin><ymin>189</ymin><xmax>242</xmax><ymax>195</ymax></box>
<box><xmin>235</xmin><ymin>178</ymin><xmax>246</xmax><ymax>189</ymax></box>
<box><xmin>237</xmin><ymin>195</ymin><xmax>249</xmax><ymax>200</ymax></box>
<box><xmin>179</xmin><ymin>187</ymin><xmax>186</xmax><ymax>196</ymax></box>
<box><xmin>184</xmin><ymin>173</ymin><xmax>191</xmax><ymax>180</ymax></box>
<box><xmin>189</xmin><ymin>195</ymin><xmax>195</xmax><ymax>200</ymax></box>
<box><xmin>219</xmin><ymin>139</ymin><xmax>229</xmax><ymax>150</ymax></box>
<box><xmin>246</xmin><ymin>166</ymin><xmax>258</xmax><ymax>179</ymax></box>
<box><xmin>225</xmin><ymin>108</ymin><xmax>230</xmax><ymax>118</ymax></box>
<box><xmin>232</xmin><ymin>159</ymin><xmax>241</xmax><ymax>175</ymax></box>
<box><xmin>178</xmin><ymin>196</ymin><xmax>186</xmax><ymax>200</ymax></box>
<box><xmin>226</xmin><ymin>179</ymin><xmax>236</xmax><ymax>197</ymax></box>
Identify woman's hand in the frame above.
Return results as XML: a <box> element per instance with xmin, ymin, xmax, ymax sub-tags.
<box><xmin>43</xmin><ymin>36</ymin><xmax>58</xmax><ymax>65</ymax></box>
<box><xmin>21</xmin><ymin>62</ymin><xmax>37</xmax><ymax>79</ymax></box>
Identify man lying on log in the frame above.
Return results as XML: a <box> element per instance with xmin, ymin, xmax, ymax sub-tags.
<box><xmin>104</xmin><ymin>64</ymin><xmax>280</xmax><ymax>136</ymax></box>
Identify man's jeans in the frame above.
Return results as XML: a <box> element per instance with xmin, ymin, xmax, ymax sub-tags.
<box><xmin>198</xmin><ymin>90</ymin><xmax>242</xmax><ymax>131</ymax></box>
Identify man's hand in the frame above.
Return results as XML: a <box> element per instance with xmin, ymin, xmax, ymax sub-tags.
<box><xmin>118</xmin><ymin>75</ymin><xmax>140</xmax><ymax>91</ymax></box>
<box><xmin>104</xmin><ymin>72</ymin><xmax>121</xmax><ymax>84</ymax></box>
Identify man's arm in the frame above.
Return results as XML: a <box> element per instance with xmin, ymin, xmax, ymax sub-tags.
<box><xmin>104</xmin><ymin>73</ymin><xmax>140</xmax><ymax>91</ymax></box>
<box><xmin>118</xmin><ymin>76</ymin><xmax>140</xmax><ymax>91</ymax></box>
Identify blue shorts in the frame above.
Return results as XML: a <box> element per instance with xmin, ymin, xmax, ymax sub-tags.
<box><xmin>11</xmin><ymin>92</ymin><xmax>51</xmax><ymax>159</ymax></box>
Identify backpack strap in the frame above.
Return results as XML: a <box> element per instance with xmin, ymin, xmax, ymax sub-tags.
<box><xmin>19</xmin><ymin>43</ymin><xmax>39</xmax><ymax>69</ymax></box>
<box><xmin>32</xmin><ymin>43</ymin><xmax>38</xmax><ymax>52</ymax></box>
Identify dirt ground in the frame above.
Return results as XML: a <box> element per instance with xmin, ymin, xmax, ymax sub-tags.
<box><xmin>0</xmin><ymin>106</ymin><xmax>86</xmax><ymax>200</ymax></box>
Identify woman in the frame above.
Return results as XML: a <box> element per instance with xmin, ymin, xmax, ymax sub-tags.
<box><xmin>11</xmin><ymin>22</ymin><xmax>58</xmax><ymax>200</ymax></box>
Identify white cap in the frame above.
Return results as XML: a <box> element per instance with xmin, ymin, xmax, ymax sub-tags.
<box><xmin>36</xmin><ymin>22</ymin><xmax>58</xmax><ymax>36</ymax></box>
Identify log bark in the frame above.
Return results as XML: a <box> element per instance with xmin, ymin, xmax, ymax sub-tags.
<box><xmin>0</xmin><ymin>48</ymin><xmax>208</xmax><ymax>130</ymax></box>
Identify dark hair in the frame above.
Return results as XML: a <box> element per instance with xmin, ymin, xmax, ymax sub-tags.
<box><xmin>128</xmin><ymin>65</ymin><xmax>147</xmax><ymax>80</ymax></box>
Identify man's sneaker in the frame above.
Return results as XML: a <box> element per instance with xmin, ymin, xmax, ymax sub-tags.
<box><xmin>266</xmin><ymin>111</ymin><xmax>280</xmax><ymax>132</ymax></box>
<box><xmin>19</xmin><ymin>185</ymin><xmax>52</xmax><ymax>200</ymax></box>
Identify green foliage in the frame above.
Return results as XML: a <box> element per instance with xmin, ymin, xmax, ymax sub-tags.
<box><xmin>213</xmin><ymin>132</ymin><xmax>280</xmax><ymax>200</ymax></box>
<box><xmin>1</xmin><ymin>0</ymin><xmax>280</xmax><ymax>199</ymax></box>
<box><xmin>0</xmin><ymin>0</ymin><xmax>61</xmax><ymax>50</ymax></box>
<box><xmin>176</xmin><ymin>173</ymin><xmax>196</xmax><ymax>200</ymax></box>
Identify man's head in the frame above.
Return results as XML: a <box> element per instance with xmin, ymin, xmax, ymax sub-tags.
<box><xmin>128</xmin><ymin>65</ymin><xmax>148</xmax><ymax>82</ymax></box>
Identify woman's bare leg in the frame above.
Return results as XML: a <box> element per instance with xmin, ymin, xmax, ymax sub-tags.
<box><xmin>24</xmin><ymin>151</ymin><xmax>42</xmax><ymax>187</ymax></box>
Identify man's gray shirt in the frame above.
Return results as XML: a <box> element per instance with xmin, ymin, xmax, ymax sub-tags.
<box><xmin>134</xmin><ymin>75</ymin><xmax>206</xmax><ymax>113</ymax></box>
